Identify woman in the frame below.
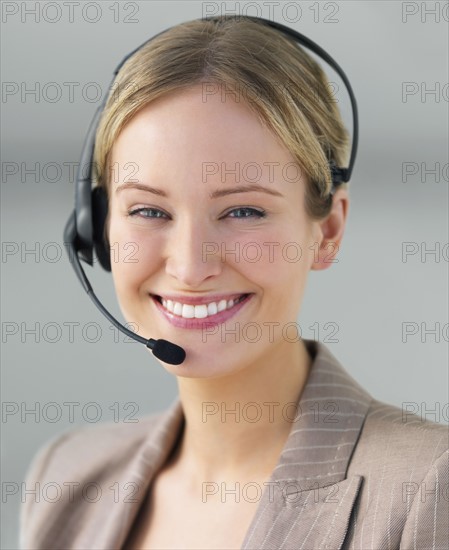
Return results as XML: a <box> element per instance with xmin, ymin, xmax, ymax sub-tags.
<box><xmin>21</xmin><ymin>15</ymin><xmax>448</xmax><ymax>550</ymax></box>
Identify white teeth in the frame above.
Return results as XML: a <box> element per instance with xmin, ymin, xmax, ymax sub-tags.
<box><xmin>207</xmin><ymin>302</ymin><xmax>218</xmax><ymax>316</ymax></box>
<box><xmin>160</xmin><ymin>296</ymin><xmax>246</xmax><ymax>319</ymax></box>
<box><xmin>181</xmin><ymin>305</ymin><xmax>195</xmax><ymax>318</ymax></box>
<box><xmin>194</xmin><ymin>305</ymin><xmax>208</xmax><ymax>319</ymax></box>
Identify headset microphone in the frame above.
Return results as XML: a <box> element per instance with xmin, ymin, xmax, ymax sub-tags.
<box><xmin>63</xmin><ymin>15</ymin><xmax>359</xmax><ymax>367</ymax></box>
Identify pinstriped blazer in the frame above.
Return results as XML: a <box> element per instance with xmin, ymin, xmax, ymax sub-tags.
<box><xmin>20</xmin><ymin>339</ymin><xmax>449</xmax><ymax>550</ymax></box>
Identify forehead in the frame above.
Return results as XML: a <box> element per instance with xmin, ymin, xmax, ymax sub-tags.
<box><xmin>110</xmin><ymin>84</ymin><xmax>305</xmax><ymax>196</ymax></box>
<box><xmin>113</xmin><ymin>83</ymin><xmax>298</xmax><ymax>156</ymax></box>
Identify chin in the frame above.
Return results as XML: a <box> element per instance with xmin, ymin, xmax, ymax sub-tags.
<box><xmin>151</xmin><ymin>345</ymin><xmax>248</xmax><ymax>379</ymax></box>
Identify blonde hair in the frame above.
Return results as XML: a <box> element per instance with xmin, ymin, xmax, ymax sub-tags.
<box><xmin>93</xmin><ymin>16</ymin><xmax>350</xmax><ymax>220</ymax></box>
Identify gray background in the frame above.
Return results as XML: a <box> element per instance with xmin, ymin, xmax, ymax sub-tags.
<box><xmin>2</xmin><ymin>1</ymin><xmax>448</xmax><ymax>548</ymax></box>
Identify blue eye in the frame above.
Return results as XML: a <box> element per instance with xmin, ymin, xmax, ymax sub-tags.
<box><xmin>128</xmin><ymin>208</ymin><xmax>167</xmax><ymax>219</ymax></box>
<box><xmin>226</xmin><ymin>207</ymin><xmax>266</xmax><ymax>219</ymax></box>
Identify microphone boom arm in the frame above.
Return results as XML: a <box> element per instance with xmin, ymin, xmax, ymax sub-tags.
<box><xmin>63</xmin><ymin>212</ymin><xmax>186</xmax><ymax>365</ymax></box>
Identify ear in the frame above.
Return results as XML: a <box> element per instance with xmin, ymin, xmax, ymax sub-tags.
<box><xmin>311</xmin><ymin>188</ymin><xmax>349</xmax><ymax>271</ymax></box>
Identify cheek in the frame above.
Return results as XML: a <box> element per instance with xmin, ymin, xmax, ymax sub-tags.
<box><xmin>242</xmin><ymin>224</ymin><xmax>314</xmax><ymax>276</ymax></box>
<box><xmin>108</xmin><ymin>217</ymin><xmax>162</xmax><ymax>295</ymax></box>
<box><xmin>229</xmin><ymin>228</ymin><xmax>312</xmax><ymax>311</ymax></box>
<box><xmin>255</xmin><ymin>225</ymin><xmax>314</xmax><ymax>305</ymax></box>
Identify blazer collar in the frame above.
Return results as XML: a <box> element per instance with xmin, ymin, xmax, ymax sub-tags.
<box><xmin>105</xmin><ymin>339</ymin><xmax>373</xmax><ymax>550</ymax></box>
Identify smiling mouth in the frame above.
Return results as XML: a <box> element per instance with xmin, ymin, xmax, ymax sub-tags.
<box><xmin>152</xmin><ymin>293</ymin><xmax>250</xmax><ymax>319</ymax></box>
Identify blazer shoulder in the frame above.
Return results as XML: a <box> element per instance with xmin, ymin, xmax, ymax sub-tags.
<box><xmin>364</xmin><ymin>398</ymin><xmax>448</xmax><ymax>442</ymax></box>
<box><xmin>23</xmin><ymin>408</ymin><xmax>166</xmax><ymax>483</ymax></box>
<box><xmin>350</xmin><ymin>397</ymin><xmax>448</xmax><ymax>478</ymax></box>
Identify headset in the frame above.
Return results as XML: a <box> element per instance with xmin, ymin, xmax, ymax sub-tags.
<box><xmin>63</xmin><ymin>14</ymin><xmax>359</xmax><ymax>366</ymax></box>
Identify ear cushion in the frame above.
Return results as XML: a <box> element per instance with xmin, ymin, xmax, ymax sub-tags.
<box><xmin>91</xmin><ymin>186</ymin><xmax>111</xmax><ymax>272</ymax></box>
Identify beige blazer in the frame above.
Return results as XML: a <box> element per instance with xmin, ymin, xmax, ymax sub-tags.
<box><xmin>20</xmin><ymin>339</ymin><xmax>448</xmax><ymax>549</ymax></box>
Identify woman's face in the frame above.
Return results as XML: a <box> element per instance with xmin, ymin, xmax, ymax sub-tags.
<box><xmin>108</xmin><ymin>83</ymin><xmax>324</xmax><ymax>377</ymax></box>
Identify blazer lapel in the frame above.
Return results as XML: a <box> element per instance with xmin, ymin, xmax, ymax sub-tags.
<box><xmin>81</xmin><ymin>396</ymin><xmax>185</xmax><ymax>550</ymax></box>
<box><xmin>96</xmin><ymin>339</ymin><xmax>372</xmax><ymax>550</ymax></box>
<box><xmin>240</xmin><ymin>339</ymin><xmax>372</xmax><ymax>550</ymax></box>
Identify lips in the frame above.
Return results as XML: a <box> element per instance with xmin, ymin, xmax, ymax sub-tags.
<box><xmin>150</xmin><ymin>293</ymin><xmax>254</xmax><ymax>330</ymax></box>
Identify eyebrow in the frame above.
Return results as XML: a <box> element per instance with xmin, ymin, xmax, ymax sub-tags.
<box><xmin>115</xmin><ymin>182</ymin><xmax>284</xmax><ymax>198</ymax></box>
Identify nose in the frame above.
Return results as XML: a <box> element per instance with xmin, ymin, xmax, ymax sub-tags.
<box><xmin>164</xmin><ymin>217</ymin><xmax>223</xmax><ymax>288</ymax></box>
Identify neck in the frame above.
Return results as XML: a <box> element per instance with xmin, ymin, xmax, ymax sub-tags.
<box><xmin>170</xmin><ymin>339</ymin><xmax>313</xmax><ymax>488</ymax></box>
